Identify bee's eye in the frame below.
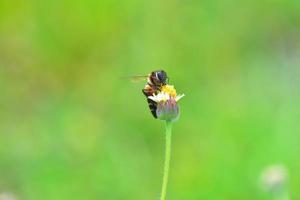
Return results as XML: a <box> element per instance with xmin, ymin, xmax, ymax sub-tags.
<box><xmin>157</xmin><ymin>71</ymin><xmax>167</xmax><ymax>83</ymax></box>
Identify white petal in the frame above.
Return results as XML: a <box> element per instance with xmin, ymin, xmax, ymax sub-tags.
<box><xmin>148</xmin><ymin>95</ymin><xmax>159</xmax><ymax>102</ymax></box>
<box><xmin>175</xmin><ymin>94</ymin><xmax>185</xmax><ymax>101</ymax></box>
<box><xmin>148</xmin><ymin>92</ymin><xmax>170</xmax><ymax>102</ymax></box>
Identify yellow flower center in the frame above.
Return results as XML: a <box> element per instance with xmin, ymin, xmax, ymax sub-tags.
<box><xmin>161</xmin><ymin>85</ymin><xmax>177</xmax><ymax>97</ymax></box>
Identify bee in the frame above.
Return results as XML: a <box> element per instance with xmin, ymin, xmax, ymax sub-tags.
<box><xmin>130</xmin><ymin>70</ymin><xmax>169</xmax><ymax>118</ymax></box>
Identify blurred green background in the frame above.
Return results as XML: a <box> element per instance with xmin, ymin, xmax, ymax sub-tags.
<box><xmin>1</xmin><ymin>0</ymin><xmax>300</xmax><ymax>199</ymax></box>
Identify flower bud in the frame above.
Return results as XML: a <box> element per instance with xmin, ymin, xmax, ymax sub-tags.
<box><xmin>156</xmin><ymin>98</ymin><xmax>179</xmax><ymax>121</ymax></box>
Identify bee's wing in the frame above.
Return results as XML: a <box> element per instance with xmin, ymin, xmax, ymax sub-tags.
<box><xmin>122</xmin><ymin>75</ymin><xmax>149</xmax><ymax>83</ymax></box>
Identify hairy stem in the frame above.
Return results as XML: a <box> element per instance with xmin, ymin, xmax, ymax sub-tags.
<box><xmin>160</xmin><ymin>120</ymin><xmax>173</xmax><ymax>200</ymax></box>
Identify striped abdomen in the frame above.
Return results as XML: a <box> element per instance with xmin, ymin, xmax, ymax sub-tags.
<box><xmin>142</xmin><ymin>85</ymin><xmax>158</xmax><ymax>118</ymax></box>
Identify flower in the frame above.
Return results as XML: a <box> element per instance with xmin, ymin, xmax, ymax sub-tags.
<box><xmin>148</xmin><ymin>84</ymin><xmax>184</xmax><ymax>121</ymax></box>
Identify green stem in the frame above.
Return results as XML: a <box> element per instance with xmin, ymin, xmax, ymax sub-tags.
<box><xmin>160</xmin><ymin>120</ymin><xmax>173</xmax><ymax>200</ymax></box>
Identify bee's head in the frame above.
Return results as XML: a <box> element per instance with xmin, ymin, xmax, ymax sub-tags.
<box><xmin>152</xmin><ymin>70</ymin><xmax>168</xmax><ymax>85</ymax></box>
